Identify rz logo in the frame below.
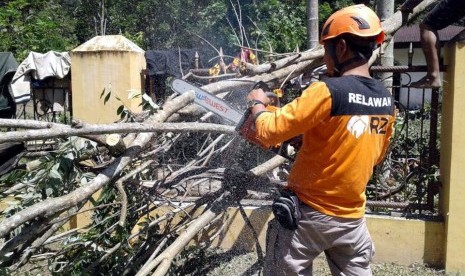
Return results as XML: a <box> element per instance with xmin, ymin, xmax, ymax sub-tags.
<box><xmin>370</xmin><ymin>116</ymin><xmax>389</xmax><ymax>134</ymax></box>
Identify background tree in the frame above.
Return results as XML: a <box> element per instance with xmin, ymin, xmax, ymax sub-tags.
<box><xmin>307</xmin><ymin>0</ymin><xmax>319</xmax><ymax>49</ymax></box>
<box><xmin>2</xmin><ymin>0</ymin><xmax>462</xmax><ymax>63</ymax></box>
<box><xmin>0</xmin><ymin>0</ymin><xmax>363</xmax><ymax>62</ymax></box>
<box><xmin>0</xmin><ymin>0</ymin><xmax>77</xmax><ymax>60</ymax></box>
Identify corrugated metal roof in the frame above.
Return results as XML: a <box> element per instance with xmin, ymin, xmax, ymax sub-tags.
<box><xmin>72</xmin><ymin>35</ymin><xmax>144</xmax><ymax>53</ymax></box>
<box><xmin>394</xmin><ymin>24</ymin><xmax>465</xmax><ymax>43</ymax></box>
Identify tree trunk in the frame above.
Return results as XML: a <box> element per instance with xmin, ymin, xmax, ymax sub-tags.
<box><xmin>306</xmin><ymin>0</ymin><xmax>319</xmax><ymax>50</ymax></box>
<box><xmin>376</xmin><ymin>0</ymin><xmax>395</xmax><ymax>92</ymax></box>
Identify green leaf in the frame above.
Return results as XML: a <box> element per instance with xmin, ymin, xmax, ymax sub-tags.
<box><xmin>60</xmin><ymin>156</ymin><xmax>74</xmax><ymax>174</ymax></box>
<box><xmin>49</xmin><ymin>163</ymin><xmax>63</xmax><ymax>181</ymax></box>
<box><xmin>45</xmin><ymin>188</ymin><xmax>54</xmax><ymax>197</ymax></box>
<box><xmin>120</xmin><ymin>110</ymin><xmax>127</xmax><ymax>120</ymax></box>
<box><xmin>104</xmin><ymin>91</ymin><xmax>112</xmax><ymax>105</ymax></box>
<box><xmin>117</xmin><ymin>105</ymin><xmax>125</xmax><ymax>115</ymax></box>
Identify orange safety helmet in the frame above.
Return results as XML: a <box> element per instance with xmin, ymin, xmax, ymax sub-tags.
<box><xmin>320</xmin><ymin>4</ymin><xmax>385</xmax><ymax>45</ymax></box>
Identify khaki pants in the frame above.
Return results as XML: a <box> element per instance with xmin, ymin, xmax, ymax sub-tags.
<box><xmin>264</xmin><ymin>204</ymin><xmax>375</xmax><ymax>276</ymax></box>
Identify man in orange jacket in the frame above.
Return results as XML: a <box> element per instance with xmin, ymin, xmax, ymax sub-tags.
<box><xmin>246</xmin><ymin>5</ymin><xmax>395</xmax><ymax>275</ymax></box>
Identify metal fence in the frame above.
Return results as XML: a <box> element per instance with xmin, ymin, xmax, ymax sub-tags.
<box><xmin>367</xmin><ymin>64</ymin><xmax>441</xmax><ymax>217</ymax></box>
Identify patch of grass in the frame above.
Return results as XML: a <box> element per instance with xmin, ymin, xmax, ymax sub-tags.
<box><xmin>371</xmin><ymin>262</ymin><xmax>446</xmax><ymax>276</ymax></box>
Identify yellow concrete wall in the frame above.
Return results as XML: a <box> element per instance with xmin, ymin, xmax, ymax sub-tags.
<box><xmin>440</xmin><ymin>42</ymin><xmax>465</xmax><ymax>273</ymax></box>
<box><xmin>209</xmin><ymin>206</ymin><xmax>273</xmax><ymax>251</ymax></box>
<box><xmin>217</xmin><ymin>209</ymin><xmax>444</xmax><ymax>267</ymax></box>
<box><xmin>71</xmin><ymin>47</ymin><xmax>145</xmax><ymax>124</ymax></box>
<box><xmin>366</xmin><ymin>215</ymin><xmax>444</xmax><ymax>266</ymax></box>
<box><xmin>139</xmin><ymin>204</ymin><xmax>444</xmax><ymax>267</ymax></box>
<box><xmin>67</xmin><ymin>190</ymin><xmax>102</xmax><ymax>230</ymax></box>
<box><xmin>1</xmin><ymin>197</ymin><xmax>444</xmax><ymax>267</ymax></box>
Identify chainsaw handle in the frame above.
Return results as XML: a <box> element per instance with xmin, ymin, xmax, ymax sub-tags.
<box><xmin>253</xmin><ymin>81</ymin><xmax>269</xmax><ymax>91</ymax></box>
<box><xmin>252</xmin><ymin>81</ymin><xmax>280</xmax><ymax>106</ymax></box>
<box><xmin>266</xmin><ymin>92</ymin><xmax>279</xmax><ymax>106</ymax></box>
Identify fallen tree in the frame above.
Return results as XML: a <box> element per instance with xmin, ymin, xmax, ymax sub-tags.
<box><xmin>0</xmin><ymin>1</ymin><xmax>438</xmax><ymax>274</ymax></box>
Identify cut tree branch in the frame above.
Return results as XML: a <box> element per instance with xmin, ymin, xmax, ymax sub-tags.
<box><xmin>0</xmin><ymin>121</ymin><xmax>235</xmax><ymax>144</ymax></box>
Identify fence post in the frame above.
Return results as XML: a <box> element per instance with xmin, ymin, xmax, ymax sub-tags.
<box><xmin>439</xmin><ymin>34</ymin><xmax>465</xmax><ymax>273</ymax></box>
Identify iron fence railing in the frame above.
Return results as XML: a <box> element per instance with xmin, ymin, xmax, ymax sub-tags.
<box><xmin>367</xmin><ymin>65</ymin><xmax>442</xmax><ymax>217</ymax></box>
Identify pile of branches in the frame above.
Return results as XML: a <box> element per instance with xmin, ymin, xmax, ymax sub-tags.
<box><xmin>0</xmin><ymin>2</ymin><xmax>436</xmax><ymax>275</ymax></box>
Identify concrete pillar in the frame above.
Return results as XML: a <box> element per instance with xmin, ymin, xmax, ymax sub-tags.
<box><xmin>440</xmin><ymin>39</ymin><xmax>465</xmax><ymax>273</ymax></box>
<box><xmin>70</xmin><ymin>35</ymin><xmax>146</xmax><ymax>124</ymax></box>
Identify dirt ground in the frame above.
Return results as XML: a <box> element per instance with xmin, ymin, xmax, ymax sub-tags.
<box><xmin>173</xmin><ymin>248</ymin><xmax>448</xmax><ymax>276</ymax></box>
<box><xmin>10</xmin><ymin>249</ymin><xmax>448</xmax><ymax>276</ymax></box>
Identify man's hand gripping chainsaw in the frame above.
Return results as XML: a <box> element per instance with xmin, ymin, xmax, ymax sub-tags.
<box><xmin>169</xmin><ymin>78</ymin><xmax>300</xmax><ymax>160</ymax></box>
<box><xmin>236</xmin><ymin>81</ymin><xmax>300</xmax><ymax>159</ymax></box>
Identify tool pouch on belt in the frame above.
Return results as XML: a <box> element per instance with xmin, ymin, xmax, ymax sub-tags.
<box><xmin>272</xmin><ymin>189</ymin><xmax>301</xmax><ymax>230</ymax></box>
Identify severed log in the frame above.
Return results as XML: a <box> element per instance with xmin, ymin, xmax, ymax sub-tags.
<box><xmin>0</xmin><ymin>121</ymin><xmax>235</xmax><ymax>144</ymax></box>
<box><xmin>0</xmin><ymin>119</ymin><xmax>57</xmax><ymax>129</ymax></box>
<box><xmin>241</xmin><ymin>53</ymin><xmax>303</xmax><ymax>76</ymax></box>
<box><xmin>106</xmin><ymin>134</ymin><xmax>127</xmax><ymax>156</ymax></box>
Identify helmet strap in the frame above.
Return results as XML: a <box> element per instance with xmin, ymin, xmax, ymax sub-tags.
<box><xmin>327</xmin><ymin>41</ymin><xmax>342</xmax><ymax>76</ymax></box>
<box><xmin>337</xmin><ymin>53</ymin><xmax>366</xmax><ymax>70</ymax></box>
<box><xmin>327</xmin><ymin>39</ymin><xmax>369</xmax><ymax>76</ymax></box>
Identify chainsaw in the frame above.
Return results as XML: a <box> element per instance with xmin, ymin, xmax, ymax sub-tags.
<box><xmin>170</xmin><ymin>78</ymin><xmax>298</xmax><ymax>160</ymax></box>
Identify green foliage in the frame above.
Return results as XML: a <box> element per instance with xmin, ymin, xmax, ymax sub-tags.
<box><xmin>98</xmin><ymin>0</ymin><xmax>229</xmax><ymax>51</ymax></box>
<box><xmin>0</xmin><ymin>138</ymin><xmax>97</xmax><ymax>217</ymax></box>
<box><xmin>0</xmin><ymin>0</ymin><xmax>369</xmax><ymax>62</ymax></box>
<box><xmin>100</xmin><ymin>86</ymin><xmax>160</xmax><ymax>122</ymax></box>
<box><xmin>47</xmin><ymin>167</ymin><xmax>172</xmax><ymax>275</ymax></box>
<box><xmin>0</xmin><ymin>134</ymin><xmax>171</xmax><ymax>274</ymax></box>
<box><xmin>251</xmin><ymin>1</ymin><xmax>307</xmax><ymax>53</ymax></box>
<box><xmin>320</xmin><ymin>0</ymin><xmax>357</xmax><ymax>22</ymax></box>
<box><xmin>57</xmin><ymin>185</ymin><xmax>132</xmax><ymax>274</ymax></box>
<box><xmin>0</xmin><ymin>137</ymin><xmax>97</xmax><ymax>259</ymax></box>
<box><xmin>0</xmin><ymin>0</ymin><xmax>77</xmax><ymax>60</ymax></box>
<box><xmin>242</xmin><ymin>0</ymin><xmax>359</xmax><ymax>54</ymax></box>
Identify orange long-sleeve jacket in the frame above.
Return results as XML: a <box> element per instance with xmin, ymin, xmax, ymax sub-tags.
<box><xmin>255</xmin><ymin>75</ymin><xmax>395</xmax><ymax>218</ymax></box>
